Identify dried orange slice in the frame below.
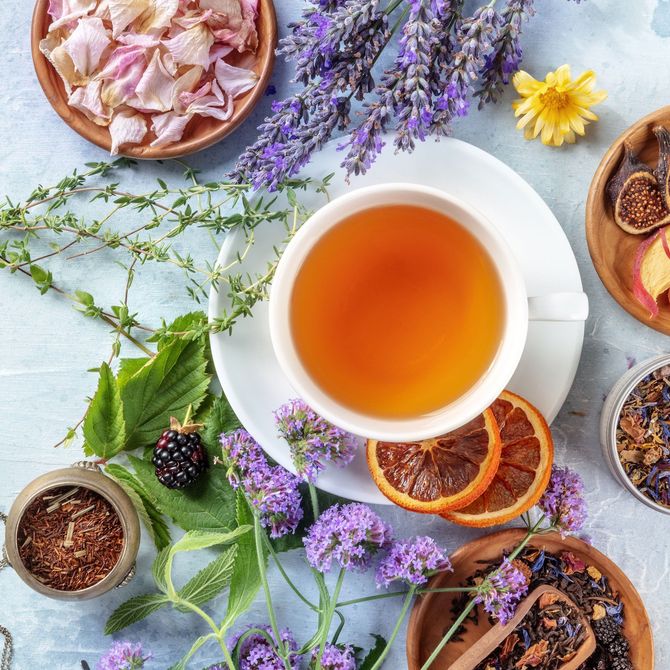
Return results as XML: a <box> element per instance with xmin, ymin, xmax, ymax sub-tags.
<box><xmin>443</xmin><ymin>391</ymin><xmax>554</xmax><ymax>527</ymax></box>
<box><xmin>366</xmin><ymin>410</ymin><xmax>501</xmax><ymax>514</ymax></box>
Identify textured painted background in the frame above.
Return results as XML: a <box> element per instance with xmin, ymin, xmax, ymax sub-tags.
<box><xmin>2</xmin><ymin>0</ymin><xmax>670</xmax><ymax>668</ymax></box>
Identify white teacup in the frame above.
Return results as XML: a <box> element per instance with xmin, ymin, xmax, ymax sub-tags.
<box><xmin>269</xmin><ymin>184</ymin><xmax>588</xmax><ymax>441</ymax></box>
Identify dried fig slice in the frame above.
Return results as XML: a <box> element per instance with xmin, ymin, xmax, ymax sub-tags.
<box><xmin>607</xmin><ymin>143</ymin><xmax>670</xmax><ymax>234</ymax></box>
<box><xmin>654</xmin><ymin>126</ymin><xmax>670</xmax><ymax>208</ymax></box>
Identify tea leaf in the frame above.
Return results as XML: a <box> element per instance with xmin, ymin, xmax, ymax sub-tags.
<box><xmin>203</xmin><ymin>393</ymin><xmax>242</xmax><ymax>450</ymax></box>
<box><xmin>359</xmin><ymin>635</ymin><xmax>388</xmax><ymax>670</ymax></box>
<box><xmin>222</xmin><ymin>493</ymin><xmax>264</xmax><ymax>630</ymax></box>
<box><xmin>178</xmin><ymin>545</ymin><xmax>237</xmax><ymax>606</ymax></box>
<box><xmin>129</xmin><ymin>456</ymin><xmax>238</xmax><ymax>532</ymax></box>
<box><xmin>104</xmin><ymin>593</ymin><xmax>169</xmax><ymax>634</ymax></box>
<box><xmin>83</xmin><ymin>362</ymin><xmax>126</xmax><ymax>458</ymax></box>
<box><xmin>106</xmin><ymin>463</ymin><xmax>171</xmax><ymax>550</ymax></box>
<box><xmin>121</xmin><ymin>337</ymin><xmax>210</xmax><ymax>451</ymax></box>
<box><xmin>170</xmin><ymin>527</ymin><xmax>250</xmax><ymax>555</ymax></box>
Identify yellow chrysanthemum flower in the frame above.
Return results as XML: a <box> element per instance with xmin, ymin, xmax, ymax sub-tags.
<box><xmin>512</xmin><ymin>64</ymin><xmax>607</xmax><ymax>147</ymax></box>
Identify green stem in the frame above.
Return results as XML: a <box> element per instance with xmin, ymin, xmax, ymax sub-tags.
<box><xmin>308</xmin><ymin>483</ymin><xmax>320</xmax><ymax>520</ymax></box>
<box><xmin>369</xmin><ymin>587</ymin><xmax>416</xmax><ymax>670</ymax></box>
<box><xmin>336</xmin><ymin>586</ymin><xmax>473</xmax><ymax>608</ymax></box>
<box><xmin>316</xmin><ymin>569</ymin><xmax>345</xmax><ymax>669</ymax></box>
<box><xmin>219</xmin><ymin>639</ymin><xmax>236</xmax><ymax>670</ymax></box>
<box><xmin>254</xmin><ymin>516</ymin><xmax>292</xmax><ymax>670</ymax></box>
<box><xmin>420</xmin><ymin>599</ymin><xmax>477</xmax><ymax>670</ymax></box>
<box><xmin>263</xmin><ymin>534</ymin><xmax>320</xmax><ymax>611</ymax></box>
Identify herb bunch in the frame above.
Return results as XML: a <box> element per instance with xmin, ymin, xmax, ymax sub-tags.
<box><xmin>233</xmin><ymin>0</ymin><xmax>579</xmax><ymax>189</ymax></box>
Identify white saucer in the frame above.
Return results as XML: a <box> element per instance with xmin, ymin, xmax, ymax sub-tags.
<box><xmin>208</xmin><ymin>137</ymin><xmax>586</xmax><ymax>505</ymax></box>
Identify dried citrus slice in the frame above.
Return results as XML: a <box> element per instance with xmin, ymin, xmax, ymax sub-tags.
<box><xmin>366</xmin><ymin>410</ymin><xmax>501</xmax><ymax>514</ymax></box>
<box><xmin>443</xmin><ymin>391</ymin><xmax>554</xmax><ymax>527</ymax></box>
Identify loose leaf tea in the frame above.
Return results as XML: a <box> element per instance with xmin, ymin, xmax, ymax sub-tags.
<box><xmin>474</xmin><ymin>597</ymin><xmax>587</xmax><ymax>670</ymax></box>
<box><xmin>617</xmin><ymin>367</ymin><xmax>670</xmax><ymax>507</ymax></box>
<box><xmin>449</xmin><ymin>549</ymin><xmax>633</xmax><ymax>670</ymax></box>
<box><xmin>17</xmin><ymin>486</ymin><xmax>124</xmax><ymax>591</ymax></box>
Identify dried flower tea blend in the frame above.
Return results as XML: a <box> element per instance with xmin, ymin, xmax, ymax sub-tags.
<box><xmin>449</xmin><ymin>548</ymin><xmax>633</xmax><ymax>670</ymax></box>
<box><xmin>617</xmin><ymin>366</ymin><xmax>670</xmax><ymax>507</ymax></box>
<box><xmin>17</xmin><ymin>486</ymin><xmax>124</xmax><ymax>591</ymax></box>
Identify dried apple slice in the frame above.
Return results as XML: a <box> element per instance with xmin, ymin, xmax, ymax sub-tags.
<box><xmin>633</xmin><ymin>226</ymin><xmax>670</xmax><ymax>317</ymax></box>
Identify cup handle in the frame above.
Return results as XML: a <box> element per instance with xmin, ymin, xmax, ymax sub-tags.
<box><xmin>528</xmin><ymin>292</ymin><xmax>589</xmax><ymax>322</ymax></box>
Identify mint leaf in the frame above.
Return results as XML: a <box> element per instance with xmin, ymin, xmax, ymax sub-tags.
<box><xmin>152</xmin><ymin>547</ymin><xmax>171</xmax><ymax>593</ymax></box>
<box><xmin>83</xmin><ymin>362</ymin><xmax>126</xmax><ymax>458</ymax></box>
<box><xmin>121</xmin><ymin>338</ymin><xmax>210</xmax><ymax>451</ymax></box>
<box><xmin>129</xmin><ymin>456</ymin><xmax>237</xmax><ymax>531</ymax></box>
<box><xmin>359</xmin><ymin>635</ymin><xmax>388</xmax><ymax>670</ymax></box>
<box><xmin>104</xmin><ymin>593</ymin><xmax>169</xmax><ymax>634</ymax></box>
<box><xmin>203</xmin><ymin>393</ymin><xmax>241</xmax><ymax>450</ymax></box>
<box><xmin>106</xmin><ymin>463</ymin><xmax>171</xmax><ymax>550</ymax></box>
<box><xmin>171</xmin><ymin>527</ymin><xmax>250</xmax><ymax>554</ymax></box>
<box><xmin>178</xmin><ymin>545</ymin><xmax>237</xmax><ymax>606</ymax></box>
<box><xmin>222</xmin><ymin>493</ymin><xmax>263</xmax><ymax>630</ymax></box>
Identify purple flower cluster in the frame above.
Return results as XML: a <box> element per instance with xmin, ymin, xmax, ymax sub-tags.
<box><xmin>233</xmin><ymin>0</ymin><xmax>578</xmax><ymax>188</ymax></box>
<box><xmin>96</xmin><ymin>641</ymin><xmax>150</xmax><ymax>670</ymax></box>
<box><xmin>274</xmin><ymin>398</ymin><xmax>357</xmax><ymax>483</ymax></box>
<box><xmin>376</xmin><ymin>536</ymin><xmax>452</xmax><ymax>588</ymax></box>
<box><xmin>220</xmin><ymin>429</ymin><xmax>304</xmax><ymax>538</ymax></box>
<box><xmin>229</xmin><ymin>625</ymin><xmax>300</xmax><ymax>670</ymax></box>
<box><xmin>304</xmin><ymin>503</ymin><xmax>393</xmax><ymax>573</ymax></box>
<box><xmin>311</xmin><ymin>643</ymin><xmax>357</xmax><ymax>670</ymax></box>
<box><xmin>474</xmin><ymin>558</ymin><xmax>529</xmax><ymax>625</ymax></box>
<box><xmin>538</xmin><ymin>465</ymin><xmax>588</xmax><ymax>535</ymax></box>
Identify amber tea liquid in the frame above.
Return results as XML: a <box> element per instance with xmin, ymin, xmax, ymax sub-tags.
<box><xmin>290</xmin><ymin>204</ymin><xmax>505</xmax><ymax>419</ymax></box>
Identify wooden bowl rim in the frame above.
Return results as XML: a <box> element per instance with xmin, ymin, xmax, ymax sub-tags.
<box><xmin>30</xmin><ymin>0</ymin><xmax>277</xmax><ymax>160</ymax></box>
<box><xmin>406</xmin><ymin>528</ymin><xmax>654</xmax><ymax>670</ymax></box>
<box><xmin>585</xmin><ymin>105</ymin><xmax>670</xmax><ymax>335</ymax></box>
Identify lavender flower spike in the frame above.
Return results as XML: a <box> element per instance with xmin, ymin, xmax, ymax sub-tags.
<box><xmin>474</xmin><ymin>558</ymin><xmax>529</xmax><ymax>625</ymax></box>
<box><xmin>538</xmin><ymin>465</ymin><xmax>588</xmax><ymax>535</ymax></box>
<box><xmin>310</xmin><ymin>643</ymin><xmax>357</xmax><ymax>670</ymax></box>
<box><xmin>275</xmin><ymin>398</ymin><xmax>357</xmax><ymax>483</ymax></box>
<box><xmin>96</xmin><ymin>641</ymin><xmax>151</xmax><ymax>670</ymax></box>
<box><xmin>229</xmin><ymin>625</ymin><xmax>300</xmax><ymax>670</ymax></box>
<box><xmin>376</xmin><ymin>536</ymin><xmax>452</xmax><ymax>588</ymax></box>
<box><xmin>304</xmin><ymin>503</ymin><xmax>393</xmax><ymax>573</ymax></box>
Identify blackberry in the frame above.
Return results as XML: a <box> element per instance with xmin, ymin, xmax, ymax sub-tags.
<box><xmin>607</xmin><ymin>634</ymin><xmax>630</xmax><ymax>659</ymax></box>
<box><xmin>592</xmin><ymin>615</ymin><xmax>621</xmax><ymax>645</ymax></box>
<box><xmin>152</xmin><ymin>413</ymin><xmax>208</xmax><ymax>489</ymax></box>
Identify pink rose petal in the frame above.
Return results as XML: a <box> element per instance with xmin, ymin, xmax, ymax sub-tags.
<box><xmin>62</xmin><ymin>17</ymin><xmax>111</xmax><ymax>76</ymax></box>
<box><xmin>116</xmin><ymin>32</ymin><xmax>162</xmax><ymax>48</ymax></box>
<box><xmin>99</xmin><ymin>47</ymin><xmax>147</xmax><ymax>108</ymax></box>
<box><xmin>172</xmin><ymin>65</ymin><xmax>205</xmax><ymax>113</ymax></box>
<box><xmin>48</xmin><ymin>0</ymin><xmax>97</xmax><ymax>31</ymax></box>
<box><xmin>108</xmin><ymin>0</ymin><xmax>150</xmax><ymax>37</ymax></box>
<box><xmin>185</xmin><ymin>79</ymin><xmax>232</xmax><ymax>121</ymax></box>
<box><xmin>134</xmin><ymin>48</ymin><xmax>175</xmax><ymax>112</ymax></box>
<box><xmin>214</xmin><ymin>59</ymin><xmax>257</xmax><ymax>97</ymax></box>
<box><xmin>163</xmin><ymin>23</ymin><xmax>214</xmax><ymax>68</ymax></box>
<box><xmin>151</xmin><ymin>111</ymin><xmax>192</xmax><ymax>146</ymax></box>
<box><xmin>68</xmin><ymin>79</ymin><xmax>111</xmax><ymax>125</ymax></box>
<box><xmin>207</xmin><ymin>42</ymin><xmax>233</xmax><ymax>67</ymax></box>
<box><xmin>109</xmin><ymin>110</ymin><xmax>148</xmax><ymax>154</ymax></box>
<box><xmin>40</xmin><ymin>33</ymin><xmax>85</xmax><ymax>93</ymax></box>
<box><xmin>174</xmin><ymin>8</ymin><xmax>214</xmax><ymax>29</ymax></box>
<box><xmin>136</xmin><ymin>0</ymin><xmax>180</xmax><ymax>32</ymax></box>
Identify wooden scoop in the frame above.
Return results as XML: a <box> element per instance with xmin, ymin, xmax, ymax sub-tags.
<box><xmin>448</xmin><ymin>585</ymin><xmax>596</xmax><ymax>670</ymax></box>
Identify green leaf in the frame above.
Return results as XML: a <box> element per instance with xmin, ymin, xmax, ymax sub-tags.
<box><xmin>117</xmin><ymin>357</ymin><xmax>150</xmax><ymax>387</ymax></box>
<box><xmin>121</xmin><ymin>338</ymin><xmax>210</xmax><ymax>450</ymax></box>
<box><xmin>129</xmin><ymin>456</ymin><xmax>238</xmax><ymax>531</ymax></box>
<box><xmin>29</xmin><ymin>264</ymin><xmax>52</xmax><ymax>294</ymax></box>
<box><xmin>222</xmin><ymin>493</ymin><xmax>263</xmax><ymax>630</ymax></box>
<box><xmin>178</xmin><ymin>545</ymin><xmax>237</xmax><ymax>606</ymax></box>
<box><xmin>152</xmin><ymin>547</ymin><xmax>171</xmax><ymax>593</ymax></box>
<box><xmin>106</xmin><ymin>463</ymin><xmax>171</xmax><ymax>550</ymax></box>
<box><xmin>203</xmin><ymin>394</ymin><xmax>241</xmax><ymax>450</ymax></box>
<box><xmin>359</xmin><ymin>635</ymin><xmax>388</xmax><ymax>670</ymax></box>
<box><xmin>171</xmin><ymin>527</ymin><xmax>250</xmax><ymax>555</ymax></box>
<box><xmin>147</xmin><ymin>311</ymin><xmax>207</xmax><ymax>350</ymax></box>
<box><xmin>83</xmin><ymin>362</ymin><xmax>126</xmax><ymax>458</ymax></box>
<box><xmin>104</xmin><ymin>593</ymin><xmax>169</xmax><ymax>634</ymax></box>
<box><xmin>168</xmin><ymin>635</ymin><xmax>213</xmax><ymax>670</ymax></box>
<box><xmin>74</xmin><ymin>290</ymin><xmax>94</xmax><ymax>306</ymax></box>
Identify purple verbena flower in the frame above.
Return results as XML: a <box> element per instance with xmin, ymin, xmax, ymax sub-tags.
<box><xmin>474</xmin><ymin>558</ymin><xmax>529</xmax><ymax>625</ymax></box>
<box><xmin>538</xmin><ymin>465</ymin><xmax>588</xmax><ymax>535</ymax></box>
<box><xmin>229</xmin><ymin>626</ymin><xmax>300</xmax><ymax>670</ymax></box>
<box><xmin>376</xmin><ymin>536</ymin><xmax>452</xmax><ymax>588</ymax></box>
<box><xmin>96</xmin><ymin>642</ymin><xmax>150</xmax><ymax>670</ymax></box>
<box><xmin>310</xmin><ymin>643</ymin><xmax>357</xmax><ymax>670</ymax></box>
<box><xmin>274</xmin><ymin>398</ymin><xmax>357</xmax><ymax>483</ymax></box>
<box><xmin>220</xmin><ymin>428</ymin><xmax>266</xmax><ymax>488</ymax></box>
<box><xmin>304</xmin><ymin>503</ymin><xmax>392</xmax><ymax>573</ymax></box>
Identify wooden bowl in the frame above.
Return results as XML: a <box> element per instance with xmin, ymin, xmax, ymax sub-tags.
<box><xmin>30</xmin><ymin>0</ymin><xmax>277</xmax><ymax>159</ymax></box>
<box><xmin>586</xmin><ymin>106</ymin><xmax>670</xmax><ymax>334</ymax></box>
<box><xmin>406</xmin><ymin>529</ymin><xmax>654</xmax><ymax>670</ymax></box>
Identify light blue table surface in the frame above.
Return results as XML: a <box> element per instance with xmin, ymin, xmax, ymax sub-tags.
<box><xmin>2</xmin><ymin>0</ymin><xmax>670</xmax><ymax>668</ymax></box>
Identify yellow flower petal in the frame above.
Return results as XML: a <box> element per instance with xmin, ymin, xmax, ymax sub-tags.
<box><xmin>554</xmin><ymin>64</ymin><xmax>572</xmax><ymax>87</ymax></box>
<box><xmin>513</xmin><ymin>70</ymin><xmax>543</xmax><ymax>96</ymax></box>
